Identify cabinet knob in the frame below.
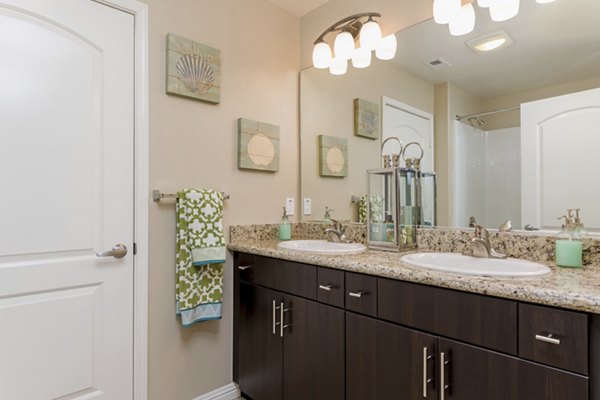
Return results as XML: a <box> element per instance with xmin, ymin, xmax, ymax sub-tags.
<box><xmin>348</xmin><ymin>291</ymin><xmax>363</xmax><ymax>298</ymax></box>
<box><xmin>238</xmin><ymin>265</ymin><xmax>252</xmax><ymax>270</ymax></box>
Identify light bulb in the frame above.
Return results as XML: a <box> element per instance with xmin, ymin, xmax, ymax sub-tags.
<box><xmin>489</xmin><ymin>0</ymin><xmax>520</xmax><ymax>22</ymax></box>
<box><xmin>329</xmin><ymin>57</ymin><xmax>348</xmax><ymax>75</ymax></box>
<box><xmin>333</xmin><ymin>31</ymin><xmax>355</xmax><ymax>60</ymax></box>
<box><xmin>359</xmin><ymin>19</ymin><xmax>382</xmax><ymax>51</ymax></box>
<box><xmin>375</xmin><ymin>34</ymin><xmax>397</xmax><ymax>60</ymax></box>
<box><xmin>312</xmin><ymin>41</ymin><xmax>332</xmax><ymax>69</ymax></box>
<box><xmin>352</xmin><ymin>47</ymin><xmax>372</xmax><ymax>68</ymax></box>
<box><xmin>449</xmin><ymin>3</ymin><xmax>475</xmax><ymax>36</ymax></box>
<box><xmin>477</xmin><ymin>0</ymin><xmax>492</xmax><ymax>7</ymax></box>
<box><xmin>433</xmin><ymin>0</ymin><xmax>461</xmax><ymax>24</ymax></box>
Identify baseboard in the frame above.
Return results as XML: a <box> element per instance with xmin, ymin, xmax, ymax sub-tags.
<box><xmin>192</xmin><ymin>382</ymin><xmax>240</xmax><ymax>400</ymax></box>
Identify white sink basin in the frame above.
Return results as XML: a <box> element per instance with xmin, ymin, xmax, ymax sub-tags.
<box><xmin>401</xmin><ymin>252</ymin><xmax>551</xmax><ymax>278</ymax></box>
<box><xmin>278</xmin><ymin>240</ymin><xmax>366</xmax><ymax>255</ymax></box>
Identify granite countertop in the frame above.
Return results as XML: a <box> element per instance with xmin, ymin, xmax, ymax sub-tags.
<box><xmin>228</xmin><ymin>238</ymin><xmax>600</xmax><ymax>314</ymax></box>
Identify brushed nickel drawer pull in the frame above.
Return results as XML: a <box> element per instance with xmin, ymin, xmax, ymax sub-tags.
<box><xmin>272</xmin><ymin>301</ymin><xmax>278</xmax><ymax>335</ymax></box>
<box><xmin>440</xmin><ymin>352</ymin><xmax>449</xmax><ymax>400</ymax></box>
<box><xmin>280</xmin><ymin>302</ymin><xmax>285</xmax><ymax>337</ymax></box>
<box><xmin>423</xmin><ymin>347</ymin><xmax>429</xmax><ymax>398</ymax></box>
<box><xmin>319</xmin><ymin>284</ymin><xmax>334</xmax><ymax>291</ymax></box>
<box><xmin>535</xmin><ymin>334</ymin><xmax>561</xmax><ymax>345</ymax></box>
<box><xmin>349</xmin><ymin>291</ymin><xmax>363</xmax><ymax>298</ymax></box>
<box><xmin>238</xmin><ymin>265</ymin><xmax>252</xmax><ymax>270</ymax></box>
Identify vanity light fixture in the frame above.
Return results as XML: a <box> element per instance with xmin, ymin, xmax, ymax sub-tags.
<box><xmin>433</xmin><ymin>0</ymin><xmax>556</xmax><ymax>36</ymax></box>
<box><xmin>466</xmin><ymin>31</ymin><xmax>514</xmax><ymax>53</ymax></box>
<box><xmin>312</xmin><ymin>12</ymin><xmax>397</xmax><ymax>75</ymax></box>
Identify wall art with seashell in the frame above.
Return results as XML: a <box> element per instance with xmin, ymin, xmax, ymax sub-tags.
<box><xmin>166</xmin><ymin>33</ymin><xmax>221</xmax><ymax>104</ymax></box>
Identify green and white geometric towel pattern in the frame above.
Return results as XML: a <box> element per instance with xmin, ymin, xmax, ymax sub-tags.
<box><xmin>358</xmin><ymin>194</ymin><xmax>384</xmax><ymax>224</ymax></box>
<box><xmin>175</xmin><ymin>188</ymin><xmax>225</xmax><ymax>326</ymax></box>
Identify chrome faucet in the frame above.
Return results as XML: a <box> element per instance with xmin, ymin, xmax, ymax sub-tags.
<box><xmin>325</xmin><ymin>219</ymin><xmax>350</xmax><ymax>243</ymax></box>
<box><xmin>462</xmin><ymin>224</ymin><xmax>507</xmax><ymax>259</ymax></box>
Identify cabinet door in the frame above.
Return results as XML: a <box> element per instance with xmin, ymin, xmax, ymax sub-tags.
<box><xmin>439</xmin><ymin>338</ymin><xmax>588</xmax><ymax>400</ymax></box>
<box><xmin>283</xmin><ymin>294</ymin><xmax>345</xmax><ymax>400</ymax></box>
<box><xmin>346</xmin><ymin>312</ymin><xmax>438</xmax><ymax>400</ymax></box>
<box><xmin>238</xmin><ymin>283</ymin><xmax>283</xmax><ymax>400</ymax></box>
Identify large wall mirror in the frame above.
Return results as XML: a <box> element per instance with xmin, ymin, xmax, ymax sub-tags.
<box><xmin>300</xmin><ymin>0</ymin><xmax>600</xmax><ymax>233</ymax></box>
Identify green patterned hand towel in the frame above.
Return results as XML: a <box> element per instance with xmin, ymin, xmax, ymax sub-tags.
<box><xmin>176</xmin><ymin>188</ymin><xmax>225</xmax><ymax>326</ymax></box>
<box><xmin>358</xmin><ymin>194</ymin><xmax>384</xmax><ymax>223</ymax></box>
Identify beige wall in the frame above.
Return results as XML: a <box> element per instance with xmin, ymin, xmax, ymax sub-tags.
<box><xmin>301</xmin><ymin>60</ymin><xmax>434</xmax><ymax>222</ymax></box>
<box><xmin>142</xmin><ymin>0</ymin><xmax>299</xmax><ymax>398</ymax></box>
<box><xmin>482</xmin><ymin>75</ymin><xmax>600</xmax><ymax>130</ymax></box>
<box><xmin>300</xmin><ymin>0</ymin><xmax>432</xmax><ymax>69</ymax></box>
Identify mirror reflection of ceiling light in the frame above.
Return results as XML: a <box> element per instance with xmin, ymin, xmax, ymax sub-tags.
<box><xmin>467</xmin><ymin>31</ymin><xmax>514</xmax><ymax>53</ymax></box>
<box><xmin>311</xmin><ymin>13</ymin><xmax>397</xmax><ymax>75</ymax></box>
<box><xmin>433</xmin><ymin>0</ymin><xmax>556</xmax><ymax>36</ymax></box>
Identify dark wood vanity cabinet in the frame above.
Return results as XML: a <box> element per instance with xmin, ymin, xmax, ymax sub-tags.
<box><xmin>234</xmin><ymin>253</ymin><xmax>344</xmax><ymax>400</ymax></box>
<box><xmin>234</xmin><ymin>252</ymin><xmax>594</xmax><ymax>400</ymax></box>
<box><xmin>346</xmin><ymin>312</ymin><xmax>438</xmax><ymax>400</ymax></box>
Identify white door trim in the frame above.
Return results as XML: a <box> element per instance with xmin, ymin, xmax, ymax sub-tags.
<box><xmin>94</xmin><ymin>1</ymin><xmax>149</xmax><ymax>399</ymax></box>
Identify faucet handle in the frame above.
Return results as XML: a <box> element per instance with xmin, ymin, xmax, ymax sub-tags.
<box><xmin>473</xmin><ymin>224</ymin><xmax>489</xmax><ymax>241</ymax></box>
<box><xmin>330</xmin><ymin>218</ymin><xmax>344</xmax><ymax>232</ymax></box>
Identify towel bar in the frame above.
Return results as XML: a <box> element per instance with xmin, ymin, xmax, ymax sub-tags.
<box><xmin>152</xmin><ymin>189</ymin><xmax>230</xmax><ymax>203</ymax></box>
<box><xmin>351</xmin><ymin>195</ymin><xmax>361</xmax><ymax>203</ymax></box>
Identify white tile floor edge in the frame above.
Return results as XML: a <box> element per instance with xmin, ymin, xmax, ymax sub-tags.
<box><xmin>192</xmin><ymin>383</ymin><xmax>240</xmax><ymax>400</ymax></box>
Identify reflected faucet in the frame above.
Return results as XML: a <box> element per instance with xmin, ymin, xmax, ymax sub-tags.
<box><xmin>462</xmin><ymin>224</ymin><xmax>507</xmax><ymax>259</ymax></box>
<box><xmin>325</xmin><ymin>219</ymin><xmax>350</xmax><ymax>243</ymax></box>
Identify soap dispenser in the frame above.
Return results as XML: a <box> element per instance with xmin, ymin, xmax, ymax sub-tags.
<box><xmin>555</xmin><ymin>211</ymin><xmax>583</xmax><ymax>268</ymax></box>
<box><xmin>574</xmin><ymin>208</ymin><xmax>587</xmax><ymax>236</ymax></box>
<box><xmin>278</xmin><ymin>206</ymin><xmax>292</xmax><ymax>241</ymax></box>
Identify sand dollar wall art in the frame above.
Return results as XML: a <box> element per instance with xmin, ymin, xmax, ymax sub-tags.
<box><xmin>318</xmin><ymin>135</ymin><xmax>348</xmax><ymax>177</ymax></box>
<box><xmin>238</xmin><ymin>118</ymin><xmax>280</xmax><ymax>172</ymax></box>
<box><xmin>166</xmin><ymin>33</ymin><xmax>221</xmax><ymax>104</ymax></box>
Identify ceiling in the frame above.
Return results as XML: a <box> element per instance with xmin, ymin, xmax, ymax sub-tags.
<box><xmin>393</xmin><ymin>0</ymin><xmax>600</xmax><ymax>99</ymax></box>
<box><xmin>268</xmin><ymin>0</ymin><xmax>332</xmax><ymax>17</ymax></box>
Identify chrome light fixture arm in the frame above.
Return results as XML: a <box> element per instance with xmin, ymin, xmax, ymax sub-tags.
<box><xmin>313</xmin><ymin>12</ymin><xmax>382</xmax><ymax>45</ymax></box>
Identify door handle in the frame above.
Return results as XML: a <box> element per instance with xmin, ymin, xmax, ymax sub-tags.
<box><xmin>96</xmin><ymin>244</ymin><xmax>128</xmax><ymax>259</ymax></box>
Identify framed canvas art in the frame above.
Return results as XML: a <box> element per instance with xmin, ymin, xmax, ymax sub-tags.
<box><xmin>318</xmin><ymin>135</ymin><xmax>347</xmax><ymax>177</ymax></box>
<box><xmin>354</xmin><ymin>98</ymin><xmax>380</xmax><ymax>139</ymax></box>
<box><xmin>238</xmin><ymin>118</ymin><xmax>280</xmax><ymax>172</ymax></box>
<box><xmin>166</xmin><ymin>33</ymin><xmax>221</xmax><ymax>104</ymax></box>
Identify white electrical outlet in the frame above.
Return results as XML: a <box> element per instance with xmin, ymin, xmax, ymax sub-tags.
<box><xmin>285</xmin><ymin>198</ymin><xmax>295</xmax><ymax>216</ymax></box>
<box><xmin>303</xmin><ymin>198</ymin><xmax>312</xmax><ymax>215</ymax></box>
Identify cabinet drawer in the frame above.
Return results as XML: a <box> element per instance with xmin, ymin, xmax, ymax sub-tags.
<box><xmin>345</xmin><ymin>272</ymin><xmax>377</xmax><ymax>317</ymax></box>
<box><xmin>317</xmin><ymin>267</ymin><xmax>345</xmax><ymax>308</ymax></box>
<box><xmin>439</xmin><ymin>338</ymin><xmax>589</xmax><ymax>400</ymax></box>
<box><xmin>252</xmin><ymin>255</ymin><xmax>317</xmax><ymax>299</ymax></box>
<box><xmin>519</xmin><ymin>303</ymin><xmax>588</xmax><ymax>375</ymax></box>
<box><xmin>378</xmin><ymin>278</ymin><xmax>517</xmax><ymax>354</ymax></box>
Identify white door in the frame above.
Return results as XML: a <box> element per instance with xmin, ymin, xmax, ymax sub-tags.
<box><xmin>0</xmin><ymin>1</ymin><xmax>135</xmax><ymax>399</ymax></box>
<box><xmin>521</xmin><ymin>87</ymin><xmax>600</xmax><ymax>232</ymax></box>
<box><xmin>382</xmin><ymin>97</ymin><xmax>434</xmax><ymax>171</ymax></box>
